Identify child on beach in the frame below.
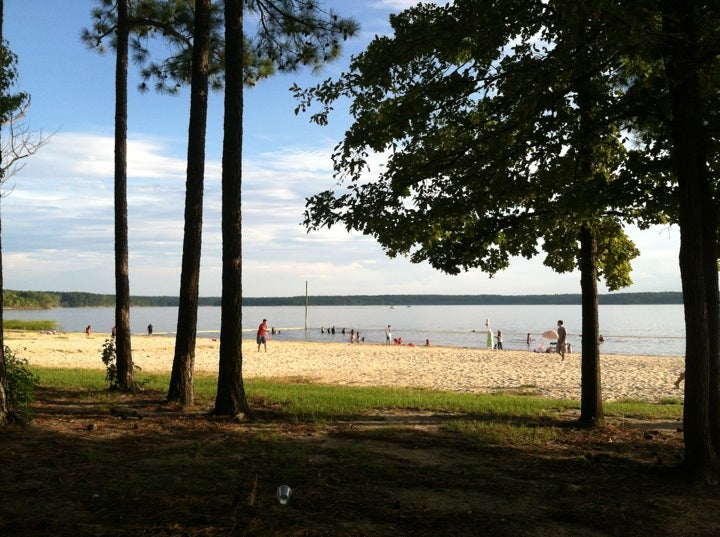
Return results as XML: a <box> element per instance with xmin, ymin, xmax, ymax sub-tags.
<box><xmin>674</xmin><ymin>371</ymin><xmax>685</xmax><ymax>388</ymax></box>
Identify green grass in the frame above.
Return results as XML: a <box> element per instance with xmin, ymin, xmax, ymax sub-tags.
<box><xmin>5</xmin><ymin>320</ymin><xmax>58</xmax><ymax>331</ymax></box>
<box><xmin>443</xmin><ymin>418</ymin><xmax>561</xmax><ymax>445</ymax></box>
<box><xmin>28</xmin><ymin>365</ymin><xmax>683</xmax><ymax>423</ymax></box>
<box><xmin>604</xmin><ymin>398</ymin><xmax>684</xmax><ymax>420</ymax></box>
<box><xmin>30</xmin><ymin>367</ymin><xmax>108</xmax><ymax>389</ymax></box>
<box><xmin>244</xmin><ymin>379</ymin><xmax>577</xmax><ymax>421</ymax></box>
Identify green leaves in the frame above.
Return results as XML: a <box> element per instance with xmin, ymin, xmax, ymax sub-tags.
<box><xmin>245</xmin><ymin>0</ymin><xmax>358</xmax><ymax>80</ymax></box>
<box><xmin>0</xmin><ymin>43</ymin><xmax>27</xmax><ymax>127</ymax></box>
<box><xmin>297</xmin><ymin>0</ymin><xmax>672</xmax><ymax>290</ymax></box>
<box><xmin>84</xmin><ymin>1</ymin><xmax>359</xmax><ymax>92</ymax></box>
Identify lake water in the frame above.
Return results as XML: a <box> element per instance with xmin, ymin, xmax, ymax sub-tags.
<box><xmin>4</xmin><ymin>304</ymin><xmax>686</xmax><ymax>357</ymax></box>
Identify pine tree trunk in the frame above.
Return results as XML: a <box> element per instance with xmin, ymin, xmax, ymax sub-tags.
<box><xmin>707</xmin><ymin>272</ymin><xmax>720</xmax><ymax>453</ymax></box>
<box><xmin>113</xmin><ymin>0</ymin><xmax>137</xmax><ymax>393</ymax></box>
<box><xmin>578</xmin><ymin>225</ymin><xmax>603</xmax><ymax>425</ymax></box>
<box><xmin>662</xmin><ymin>0</ymin><xmax>720</xmax><ymax>483</ymax></box>
<box><xmin>168</xmin><ymin>0</ymin><xmax>211</xmax><ymax>406</ymax></box>
<box><xmin>213</xmin><ymin>0</ymin><xmax>251</xmax><ymax>417</ymax></box>
<box><xmin>703</xmin><ymin>202</ymin><xmax>720</xmax><ymax>453</ymax></box>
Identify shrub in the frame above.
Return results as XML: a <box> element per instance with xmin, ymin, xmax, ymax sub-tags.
<box><xmin>100</xmin><ymin>337</ymin><xmax>142</xmax><ymax>390</ymax></box>
<box><xmin>5</xmin><ymin>345</ymin><xmax>40</xmax><ymax>422</ymax></box>
<box><xmin>101</xmin><ymin>337</ymin><xmax>119</xmax><ymax>389</ymax></box>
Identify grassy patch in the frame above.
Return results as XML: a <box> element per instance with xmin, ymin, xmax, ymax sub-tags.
<box><xmin>5</xmin><ymin>320</ymin><xmax>58</xmax><ymax>331</ymax></box>
<box><xmin>604</xmin><ymin>398</ymin><xmax>683</xmax><ymax>420</ymax></box>
<box><xmin>28</xmin><ymin>366</ymin><xmax>683</xmax><ymax>422</ymax></box>
<box><xmin>443</xmin><ymin>419</ymin><xmax>560</xmax><ymax>446</ymax></box>
<box><xmin>1</xmin><ymin>367</ymin><xmax>700</xmax><ymax>537</ymax></box>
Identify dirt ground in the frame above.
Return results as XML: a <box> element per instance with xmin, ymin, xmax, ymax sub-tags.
<box><xmin>1</xmin><ymin>386</ymin><xmax>719</xmax><ymax>537</ymax></box>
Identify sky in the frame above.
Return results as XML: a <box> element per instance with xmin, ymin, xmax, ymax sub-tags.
<box><xmin>0</xmin><ymin>0</ymin><xmax>682</xmax><ymax>298</ymax></box>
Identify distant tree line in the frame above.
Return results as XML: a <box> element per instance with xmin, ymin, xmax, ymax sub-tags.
<box><xmin>2</xmin><ymin>290</ymin><xmax>221</xmax><ymax>309</ymax></box>
<box><xmin>246</xmin><ymin>292</ymin><xmax>684</xmax><ymax>306</ymax></box>
<box><xmin>1</xmin><ymin>290</ymin><xmax>683</xmax><ymax>309</ymax></box>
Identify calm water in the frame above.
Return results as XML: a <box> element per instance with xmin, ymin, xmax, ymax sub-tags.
<box><xmin>5</xmin><ymin>304</ymin><xmax>685</xmax><ymax>357</ymax></box>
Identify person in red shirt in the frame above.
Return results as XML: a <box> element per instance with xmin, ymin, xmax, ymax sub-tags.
<box><xmin>257</xmin><ymin>318</ymin><xmax>269</xmax><ymax>352</ymax></box>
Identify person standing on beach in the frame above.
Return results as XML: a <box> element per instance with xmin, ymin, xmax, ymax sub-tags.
<box><xmin>85</xmin><ymin>325</ymin><xmax>92</xmax><ymax>337</ymax></box>
<box><xmin>385</xmin><ymin>325</ymin><xmax>392</xmax><ymax>345</ymax></box>
<box><xmin>496</xmin><ymin>330</ymin><xmax>503</xmax><ymax>350</ymax></box>
<box><xmin>147</xmin><ymin>323</ymin><xmax>153</xmax><ymax>336</ymax></box>
<box><xmin>484</xmin><ymin>319</ymin><xmax>494</xmax><ymax>349</ymax></box>
<box><xmin>556</xmin><ymin>320</ymin><xmax>567</xmax><ymax>361</ymax></box>
<box><xmin>257</xmin><ymin>318</ymin><xmax>269</xmax><ymax>352</ymax></box>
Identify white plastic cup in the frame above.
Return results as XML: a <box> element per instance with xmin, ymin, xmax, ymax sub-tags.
<box><xmin>277</xmin><ymin>485</ymin><xmax>292</xmax><ymax>505</ymax></box>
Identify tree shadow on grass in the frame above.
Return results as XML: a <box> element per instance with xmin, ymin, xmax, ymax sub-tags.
<box><xmin>0</xmin><ymin>387</ymin><xmax>717</xmax><ymax>537</ymax></box>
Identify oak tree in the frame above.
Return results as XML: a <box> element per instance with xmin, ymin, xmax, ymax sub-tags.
<box><xmin>295</xmin><ymin>0</ymin><xmax>659</xmax><ymax>425</ymax></box>
<box><xmin>296</xmin><ymin>0</ymin><xmax>720</xmax><ymax>481</ymax></box>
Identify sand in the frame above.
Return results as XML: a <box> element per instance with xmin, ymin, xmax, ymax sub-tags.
<box><xmin>5</xmin><ymin>331</ymin><xmax>686</xmax><ymax>402</ymax></box>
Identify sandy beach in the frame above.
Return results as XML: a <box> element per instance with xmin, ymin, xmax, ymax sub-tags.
<box><xmin>5</xmin><ymin>331</ymin><xmax>686</xmax><ymax>402</ymax></box>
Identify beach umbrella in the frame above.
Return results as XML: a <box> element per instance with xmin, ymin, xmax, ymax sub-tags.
<box><xmin>542</xmin><ymin>329</ymin><xmax>558</xmax><ymax>340</ymax></box>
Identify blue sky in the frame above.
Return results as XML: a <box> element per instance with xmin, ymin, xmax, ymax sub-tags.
<box><xmin>1</xmin><ymin>0</ymin><xmax>681</xmax><ymax>297</ymax></box>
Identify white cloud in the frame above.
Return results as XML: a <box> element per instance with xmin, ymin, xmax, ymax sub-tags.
<box><xmin>1</xmin><ymin>127</ymin><xmax>683</xmax><ymax>297</ymax></box>
<box><xmin>368</xmin><ymin>0</ymin><xmax>434</xmax><ymax>10</ymax></box>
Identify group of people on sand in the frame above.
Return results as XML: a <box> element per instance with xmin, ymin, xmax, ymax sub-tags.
<box><xmin>535</xmin><ymin>319</ymin><xmax>683</xmax><ymax>389</ymax></box>
<box><xmin>386</xmin><ymin>324</ymin><xmax>430</xmax><ymax>347</ymax></box>
<box><xmin>485</xmin><ymin>320</ymin><xmax>570</xmax><ymax>358</ymax></box>
<box><xmin>530</xmin><ymin>321</ymin><xmax>572</xmax><ymax>358</ymax></box>
<box><xmin>256</xmin><ymin>316</ymin><xmax>686</xmax><ymax>391</ymax></box>
<box><xmin>86</xmin><ymin>323</ymin><xmax>156</xmax><ymax>338</ymax></box>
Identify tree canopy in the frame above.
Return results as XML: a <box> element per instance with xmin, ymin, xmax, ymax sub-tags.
<box><xmin>295</xmin><ymin>0</ymin><xmax>664</xmax><ymax>427</ymax></box>
<box><xmin>296</xmin><ymin>0</ymin><xmax>720</xmax><ymax>481</ymax></box>
<box><xmin>294</xmin><ymin>1</ymin><xmax>658</xmax><ymax>290</ymax></box>
<box><xmin>83</xmin><ymin>0</ymin><xmax>359</xmax><ymax>92</ymax></box>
